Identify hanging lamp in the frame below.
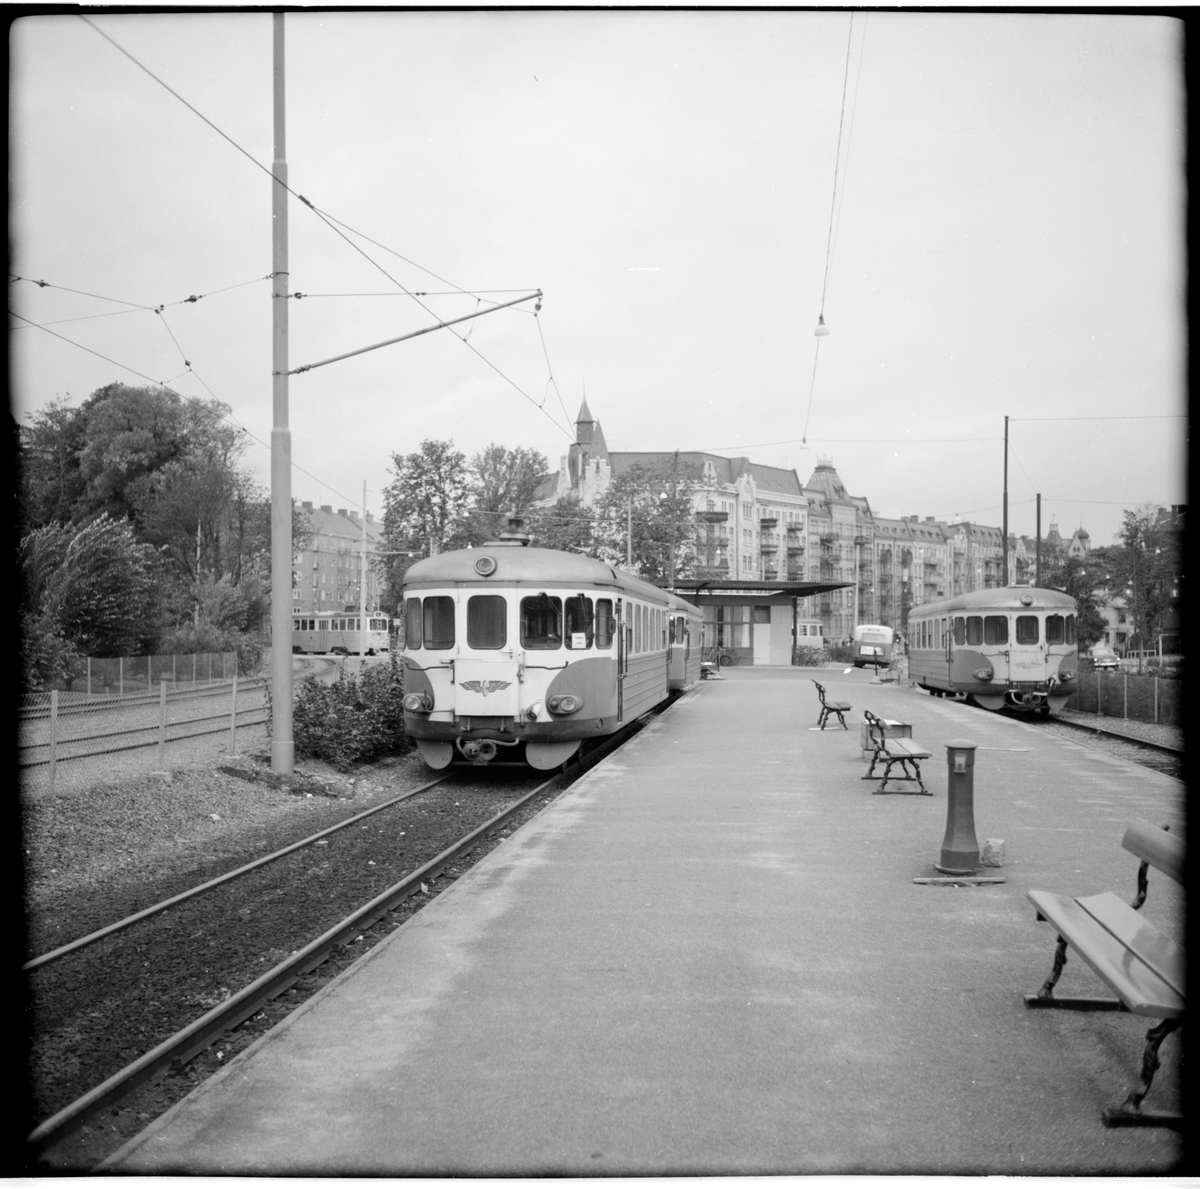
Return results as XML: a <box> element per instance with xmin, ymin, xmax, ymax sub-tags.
<box><xmin>814</xmin><ymin>315</ymin><xmax>830</xmax><ymax>337</ymax></box>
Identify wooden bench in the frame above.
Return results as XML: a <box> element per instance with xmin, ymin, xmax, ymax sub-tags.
<box><xmin>812</xmin><ymin>681</ymin><xmax>851</xmax><ymax>730</ymax></box>
<box><xmin>1025</xmin><ymin>821</ymin><xmax>1185</xmax><ymax>1128</ymax></box>
<box><xmin>860</xmin><ymin>709</ymin><xmax>931</xmax><ymax>794</ymax></box>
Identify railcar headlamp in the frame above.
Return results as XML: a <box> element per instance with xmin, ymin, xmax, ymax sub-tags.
<box><xmin>547</xmin><ymin>694</ymin><xmax>583</xmax><ymax>715</ymax></box>
<box><xmin>1058</xmin><ymin>669</ymin><xmax>1076</xmax><ymax>682</ymax></box>
<box><xmin>403</xmin><ymin>692</ymin><xmax>433</xmax><ymax>713</ymax></box>
<box><xmin>474</xmin><ymin>556</ymin><xmax>497</xmax><ymax>576</ymax></box>
<box><xmin>973</xmin><ymin>667</ymin><xmax>995</xmax><ymax>681</ymax></box>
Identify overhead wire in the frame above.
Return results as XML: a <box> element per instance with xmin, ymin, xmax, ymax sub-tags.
<box><xmin>77</xmin><ymin>15</ymin><xmax>574</xmax><ymax>441</ymax></box>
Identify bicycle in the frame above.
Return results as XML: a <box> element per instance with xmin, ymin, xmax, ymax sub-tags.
<box><xmin>704</xmin><ymin>645</ymin><xmax>738</xmax><ymax>668</ymax></box>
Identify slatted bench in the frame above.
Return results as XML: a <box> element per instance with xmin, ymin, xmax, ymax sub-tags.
<box><xmin>812</xmin><ymin>681</ymin><xmax>851</xmax><ymax>730</ymax></box>
<box><xmin>1025</xmin><ymin>820</ymin><xmax>1185</xmax><ymax>1128</ymax></box>
<box><xmin>860</xmin><ymin>709</ymin><xmax>932</xmax><ymax>794</ymax></box>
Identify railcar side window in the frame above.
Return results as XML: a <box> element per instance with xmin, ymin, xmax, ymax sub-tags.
<box><xmin>521</xmin><ymin>594</ymin><xmax>563</xmax><ymax>649</ymax></box>
<box><xmin>1016</xmin><ymin>616</ymin><xmax>1039</xmax><ymax>645</ymax></box>
<box><xmin>596</xmin><ymin>599</ymin><xmax>614</xmax><ymax>648</ymax></box>
<box><xmin>984</xmin><ymin>615</ymin><xmax>1009</xmax><ymax>645</ymax></box>
<box><xmin>405</xmin><ymin>598</ymin><xmax>422</xmax><ymax>649</ymax></box>
<box><xmin>1065</xmin><ymin>614</ymin><xmax>1076</xmax><ymax>644</ymax></box>
<box><xmin>467</xmin><ymin>595</ymin><xmax>507</xmax><ymax>649</ymax></box>
<box><xmin>954</xmin><ymin>617</ymin><xmax>965</xmax><ymax>645</ymax></box>
<box><xmin>422</xmin><ymin>597</ymin><xmax>455</xmax><ymax>649</ymax></box>
<box><xmin>966</xmin><ymin>616</ymin><xmax>983</xmax><ymax>645</ymax></box>
<box><xmin>565</xmin><ymin>596</ymin><xmax>594</xmax><ymax>649</ymax></box>
<box><xmin>1045</xmin><ymin>615</ymin><xmax>1065</xmax><ymax>645</ymax></box>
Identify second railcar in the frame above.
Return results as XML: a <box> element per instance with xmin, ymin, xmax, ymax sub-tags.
<box><xmin>907</xmin><ymin>587</ymin><xmax>1079</xmax><ymax>714</ymax></box>
<box><xmin>400</xmin><ymin>531</ymin><xmax>702</xmax><ymax>770</ymax></box>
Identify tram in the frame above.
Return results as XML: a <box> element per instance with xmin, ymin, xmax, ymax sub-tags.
<box><xmin>292</xmin><ymin>612</ymin><xmax>392</xmax><ymax>655</ymax></box>
<box><xmin>907</xmin><ymin>587</ymin><xmax>1079</xmax><ymax>714</ymax></box>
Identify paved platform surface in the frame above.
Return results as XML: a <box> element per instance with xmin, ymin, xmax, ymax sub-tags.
<box><xmin>107</xmin><ymin>667</ymin><xmax>1187</xmax><ymax>1175</ymax></box>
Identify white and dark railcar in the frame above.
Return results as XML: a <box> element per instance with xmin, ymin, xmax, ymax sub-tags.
<box><xmin>292</xmin><ymin>613</ymin><xmax>392</xmax><ymax>655</ymax></box>
<box><xmin>907</xmin><ymin>586</ymin><xmax>1079</xmax><ymax>714</ymax></box>
<box><xmin>400</xmin><ymin>535</ymin><xmax>703</xmax><ymax>769</ymax></box>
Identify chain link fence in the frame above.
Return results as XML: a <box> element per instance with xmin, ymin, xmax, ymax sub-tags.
<box><xmin>39</xmin><ymin>651</ymin><xmax>240</xmax><ymax>700</ymax></box>
<box><xmin>1067</xmin><ymin>670</ymin><xmax>1182</xmax><ymax>727</ymax></box>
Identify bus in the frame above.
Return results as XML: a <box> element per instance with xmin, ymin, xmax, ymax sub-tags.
<box><xmin>852</xmin><ymin>624</ymin><xmax>894</xmax><ymax>669</ymax></box>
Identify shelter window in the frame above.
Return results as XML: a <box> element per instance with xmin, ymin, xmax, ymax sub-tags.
<box><xmin>983</xmin><ymin>616</ymin><xmax>1009</xmax><ymax>645</ymax></box>
<box><xmin>1016</xmin><ymin>616</ymin><xmax>1039</xmax><ymax>645</ymax></box>
<box><xmin>521</xmin><ymin>594</ymin><xmax>563</xmax><ymax>649</ymax></box>
<box><xmin>1045</xmin><ymin>615</ymin><xmax>1065</xmax><ymax>646</ymax></box>
<box><xmin>422</xmin><ymin>597</ymin><xmax>455</xmax><ymax>650</ymax></box>
<box><xmin>467</xmin><ymin>595</ymin><xmax>507</xmax><ymax>649</ymax></box>
<box><xmin>565</xmin><ymin>595</ymin><xmax>594</xmax><ymax>649</ymax></box>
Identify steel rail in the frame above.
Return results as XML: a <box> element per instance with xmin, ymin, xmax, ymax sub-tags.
<box><xmin>20</xmin><ymin>679</ymin><xmax>267</xmax><ymax>720</ymax></box>
<box><xmin>23</xmin><ymin>774</ymin><xmax>453</xmax><ymax>971</ymax></box>
<box><xmin>28</xmin><ymin>766</ymin><xmax>567</xmax><ymax>1157</ymax></box>
<box><xmin>1046</xmin><ymin>716</ymin><xmax>1184</xmax><ymax>758</ymax></box>
<box><xmin>19</xmin><ymin>702</ymin><xmax>269</xmax><ymax>752</ymax></box>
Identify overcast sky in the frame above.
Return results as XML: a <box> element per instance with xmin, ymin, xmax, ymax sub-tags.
<box><xmin>10</xmin><ymin>11</ymin><xmax>1187</xmax><ymax>547</ymax></box>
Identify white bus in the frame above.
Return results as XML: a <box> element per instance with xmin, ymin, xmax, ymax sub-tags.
<box><xmin>293</xmin><ymin>613</ymin><xmax>392</xmax><ymax>655</ymax></box>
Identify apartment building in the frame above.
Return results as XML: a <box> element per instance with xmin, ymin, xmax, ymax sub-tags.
<box><xmin>292</xmin><ymin>501</ymin><xmax>385</xmax><ymax>615</ymax></box>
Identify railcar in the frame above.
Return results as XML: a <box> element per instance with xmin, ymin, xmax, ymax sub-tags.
<box><xmin>906</xmin><ymin>587</ymin><xmax>1079</xmax><ymax>715</ymax></box>
<box><xmin>399</xmin><ymin>528</ymin><xmax>703</xmax><ymax>769</ymax></box>
<box><xmin>292</xmin><ymin>612</ymin><xmax>392</xmax><ymax>655</ymax></box>
<box><xmin>852</xmin><ymin>623</ymin><xmax>894</xmax><ymax>668</ymax></box>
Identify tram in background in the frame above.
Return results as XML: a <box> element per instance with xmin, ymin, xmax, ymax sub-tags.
<box><xmin>852</xmin><ymin>624</ymin><xmax>894</xmax><ymax>668</ymax></box>
<box><xmin>907</xmin><ymin>587</ymin><xmax>1079</xmax><ymax>715</ymax></box>
<box><xmin>292</xmin><ymin>612</ymin><xmax>392</xmax><ymax>655</ymax></box>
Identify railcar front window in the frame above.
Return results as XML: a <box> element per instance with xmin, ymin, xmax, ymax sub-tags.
<box><xmin>565</xmin><ymin>596</ymin><xmax>594</xmax><ymax>648</ymax></box>
<box><xmin>521</xmin><ymin>595</ymin><xmax>563</xmax><ymax>649</ymax></box>
<box><xmin>1045</xmin><ymin>615</ymin><xmax>1065</xmax><ymax>645</ymax></box>
<box><xmin>1016</xmin><ymin>616</ymin><xmax>1039</xmax><ymax>645</ymax></box>
<box><xmin>966</xmin><ymin>617</ymin><xmax>983</xmax><ymax>645</ymax></box>
<box><xmin>954</xmin><ymin>617</ymin><xmax>966</xmax><ymax>645</ymax></box>
<box><xmin>596</xmin><ymin>599</ymin><xmax>614</xmax><ymax>648</ymax></box>
<box><xmin>423</xmin><ymin>596</ymin><xmax>455</xmax><ymax>650</ymax></box>
<box><xmin>1066</xmin><ymin>614</ymin><xmax>1076</xmax><ymax>644</ymax></box>
<box><xmin>467</xmin><ymin>595</ymin><xmax>507</xmax><ymax>649</ymax></box>
<box><xmin>984</xmin><ymin>616</ymin><xmax>1009</xmax><ymax>645</ymax></box>
<box><xmin>405</xmin><ymin>598</ymin><xmax>422</xmax><ymax>649</ymax></box>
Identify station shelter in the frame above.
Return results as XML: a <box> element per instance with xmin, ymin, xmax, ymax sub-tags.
<box><xmin>669</xmin><ymin>580</ymin><xmax>851</xmax><ymax>666</ymax></box>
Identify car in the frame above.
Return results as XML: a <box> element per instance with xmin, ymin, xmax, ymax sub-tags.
<box><xmin>1090</xmin><ymin>648</ymin><xmax>1120</xmax><ymax>671</ymax></box>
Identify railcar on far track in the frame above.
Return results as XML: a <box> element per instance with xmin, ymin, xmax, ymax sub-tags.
<box><xmin>399</xmin><ymin>524</ymin><xmax>702</xmax><ymax>769</ymax></box>
<box><xmin>907</xmin><ymin>587</ymin><xmax>1079</xmax><ymax>715</ymax></box>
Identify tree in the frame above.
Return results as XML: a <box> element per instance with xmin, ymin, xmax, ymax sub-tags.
<box><xmin>593</xmin><ymin>457</ymin><xmax>701</xmax><ymax>583</ymax></box>
<box><xmin>462</xmin><ymin>444</ymin><xmax>549</xmax><ymax>545</ymax></box>
<box><xmin>18</xmin><ymin>397</ymin><xmax>89</xmax><ymax>532</ymax></box>
<box><xmin>526</xmin><ymin>496</ymin><xmax>595</xmax><ymax>554</ymax></box>
<box><xmin>381</xmin><ymin>440</ymin><xmax>471</xmax><ymax>608</ymax></box>
<box><xmin>20</xmin><ymin>514</ymin><xmax>163</xmax><ymax>675</ymax></box>
<box><xmin>1107</xmin><ymin>505</ymin><xmax>1183</xmax><ymax>668</ymax></box>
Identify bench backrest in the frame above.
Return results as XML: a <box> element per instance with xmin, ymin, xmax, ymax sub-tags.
<box><xmin>1122</xmin><ymin>821</ymin><xmax>1185</xmax><ymax>886</ymax></box>
<box><xmin>813</xmin><ymin>681</ymin><xmax>827</xmax><ymax>701</ymax></box>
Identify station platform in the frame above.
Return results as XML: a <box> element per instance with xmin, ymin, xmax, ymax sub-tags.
<box><xmin>107</xmin><ymin>667</ymin><xmax>1186</xmax><ymax>1175</ymax></box>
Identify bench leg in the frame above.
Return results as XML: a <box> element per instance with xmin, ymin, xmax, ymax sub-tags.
<box><xmin>875</xmin><ymin>758</ymin><xmax>933</xmax><ymax>796</ymax></box>
<box><xmin>1103</xmin><ymin>1018</ymin><xmax>1182</xmax><ymax>1129</ymax></box>
<box><xmin>1024</xmin><ymin>934</ymin><xmax>1125</xmax><ymax>1011</ymax></box>
<box><xmin>862</xmin><ymin>750</ymin><xmax>884</xmax><ymax>779</ymax></box>
<box><xmin>834</xmin><ymin>711</ymin><xmax>848</xmax><ymax>729</ymax></box>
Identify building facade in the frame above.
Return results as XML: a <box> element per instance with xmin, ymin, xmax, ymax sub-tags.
<box><xmin>292</xmin><ymin>502</ymin><xmax>385</xmax><ymax>616</ymax></box>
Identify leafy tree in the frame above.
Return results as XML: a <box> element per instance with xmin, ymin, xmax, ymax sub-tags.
<box><xmin>526</xmin><ymin>496</ymin><xmax>595</xmax><ymax>554</ymax></box>
<box><xmin>463</xmin><ymin>444</ymin><xmax>550</xmax><ymax>544</ymax></box>
<box><xmin>1108</xmin><ymin>505</ymin><xmax>1183</xmax><ymax>668</ymax></box>
<box><xmin>381</xmin><ymin>440</ymin><xmax>471</xmax><ymax>608</ymax></box>
<box><xmin>593</xmin><ymin>457</ymin><xmax>701</xmax><ymax>583</ymax></box>
<box><xmin>18</xmin><ymin>397</ymin><xmax>89</xmax><ymax>532</ymax></box>
<box><xmin>20</xmin><ymin>514</ymin><xmax>163</xmax><ymax>671</ymax></box>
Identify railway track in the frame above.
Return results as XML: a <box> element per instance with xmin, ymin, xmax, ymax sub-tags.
<box><xmin>25</xmin><ymin>708</ymin><xmax>661</xmax><ymax>1171</ymax></box>
<box><xmin>1039</xmin><ymin>714</ymin><xmax>1184</xmax><ymax>779</ymax></box>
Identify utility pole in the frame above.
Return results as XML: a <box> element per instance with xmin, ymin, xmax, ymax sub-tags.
<box><xmin>270</xmin><ymin>13</ymin><xmax>293</xmax><ymax>775</ymax></box>
<box><xmin>1035</xmin><ymin>493</ymin><xmax>1041</xmax><ymax>587</ymax></box>
<box><xmin>1002</xmin><ymin>415</ymin><xmax>1009</xmax><ymax>587</ymax></box>
<box><xmin>668</xmin><ymin>449</ymin><xmax>678</xmax><ymax>586</ymax></box>
<box><xmin>627</xmin><ymin>498</ymin><xmax>632</xmax><ymax>569</ymax></box>
<box><xmin>359</xmin><ymin>481</ymin><xmax>369</xmax><ymax>660</ymax></box>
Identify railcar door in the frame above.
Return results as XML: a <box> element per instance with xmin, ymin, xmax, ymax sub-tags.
<box><xmin>1010</xmin><ymin>610</ymin><xmax>1044</xmax><ymax>685</ymax></box>
<box><xmin>616</xmin><ymin>599</ymin><xmax>626</xmax><ymax>721</ymax></box>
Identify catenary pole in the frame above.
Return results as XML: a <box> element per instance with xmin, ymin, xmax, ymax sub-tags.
<box><xmin>1002</xmin><ymin>415</ymin><xmax>1009</xmax><ymax>587</ymax></box>
<box><xmin>359</xmin><ymin>481</ymin><xmax>369</xmax><ymax>660</ymax></box>
<box><xmin>270</xmin><ymin>13</ymin><xmax>293</xmax><ymax>775</ymax></box>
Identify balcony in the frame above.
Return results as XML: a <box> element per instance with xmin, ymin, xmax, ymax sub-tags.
<box><xmin>787</xmin><ymin>543</ymin><xmax>805</xmax><ymax>555</ymax></box>
<box><xmin>759</xmin><ymin>516</ymin><xmax>779</xmax><ymax>528</ymax></box>
<box><xmin>696</xmin><ymin>510</ymin><xmax>728</xmax><ymax>523</ymax></box>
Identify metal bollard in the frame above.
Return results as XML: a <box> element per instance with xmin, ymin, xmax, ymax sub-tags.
<box><xmin>937</xmin><ymin>739</ymin><xmax>979</xmax><ymax>874</ymax></box>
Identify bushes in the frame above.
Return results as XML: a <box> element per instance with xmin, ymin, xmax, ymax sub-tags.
<box><xmin>792</xmin><ymin>645</ymin><xmax>830</xmax><ymax>666</ymax></box>
<box><xmin>826</xmin><ymin>642</ymin><xmax>854</xmax><ymax>664</ymax></box>
<box><xmin>289</xmin><ymin>654</ymin><xmax>411</xmax><ymax>769</ymax></box>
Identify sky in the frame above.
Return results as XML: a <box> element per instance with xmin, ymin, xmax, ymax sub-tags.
<box><xmin>10</xmin><ymin>10</ymin><xmax>1187</xmax><ymax>548</ymax></box>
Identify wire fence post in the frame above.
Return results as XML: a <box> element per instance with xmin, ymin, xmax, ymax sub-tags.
<box><xmin>1123</xmin><ymin>674</ymin><xmax>1128</xmax><ymax>719</ymax></box>
<box><xmin>158</xmin><ymin>680</ymin><xmax>167</xmax><ymax>768</ymax></box>
<box><xmin>230</xmin><ymin>668</ymin><xmax>238</xmax><ymax>752</ymax></box>
<box><xmin>1154</xmin><ymin>676</ymin><xmax>1159</xmax><ymax>725</ymax></box>
<box><xmin>87</xmin><ymin>656</ymin><xmax>92</xmax><ymax>697</ymax></box>
<box><xmin>49</xmin><ymin>689</ymin><xmax>58</xmax><ymax>796</ymax></box>
<box><xmin>193</xmin><ymin>653</ymin><xmax>197</xmax><ymax>686</ymax></box>
<box><xmin>119</xmin><ymin>657</ymin><xmax>123</xmax><ymax>698</ymax></box>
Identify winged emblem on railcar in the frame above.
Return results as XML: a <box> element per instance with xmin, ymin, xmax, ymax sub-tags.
<box><xmin>459</xmin><ymin>680</ymin><xmax>512</xmax><ymax>697</ymax></box>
